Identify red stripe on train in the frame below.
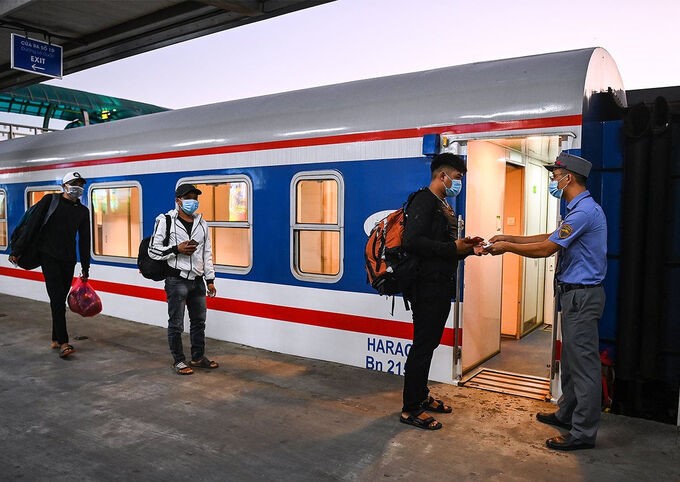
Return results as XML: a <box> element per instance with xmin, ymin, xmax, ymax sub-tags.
<box><xmin>0</xmin><ymin>115</ymin><xmax>581</xmax><ymax>174</ymax></box>
<box><xmin>0</xmin><ymin>267</ymin><xmax>459</xmax><ymax>347</ymax></box>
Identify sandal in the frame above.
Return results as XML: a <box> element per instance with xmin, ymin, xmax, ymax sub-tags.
<box><xmin>421</xmin><ymin>396</ymin><xmax>453</xmax><ymax>413</ymax></box>
<box><xmin>59</xmin><ymin>344</ymin><xmax>75</xmax><ymax>358</ymax></box>
<box><xmin>50</xmin><ymin>341</ymin><xmax>59</xmax><ymax>350</ymax></box>
<box><xmin>190</xmin><ymin>356</ymin><xmax>219</xmax><ymax>369</ymax></box>
<box><xmin>400</xmin><ymin>410</ymin><xmax>442</xmax><ymax>430</ymax></box>
<box><xmin>174</xmin><ymin>361</ymin><xmax>194</xmax><ymax>375</ymax></box>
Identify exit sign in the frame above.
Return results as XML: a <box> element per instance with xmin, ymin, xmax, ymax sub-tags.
<box><xmin>11</xmin><ymin>34</ymin><xmax>63</xmax><ymax>79</ymax></box>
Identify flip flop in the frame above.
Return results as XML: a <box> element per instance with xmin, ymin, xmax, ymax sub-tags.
<box><xmin>399</xmin><ymin>410</ymin><xmax>442</xmax><ymax>430</ymax></box>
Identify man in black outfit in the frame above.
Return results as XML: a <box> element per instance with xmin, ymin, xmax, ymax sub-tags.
<box><xmin>400</xmin><ymin>153</ymin><xmax>484</xmax><ymax>430</ymax></box>
<box><xmin>10</xmin><ymin>171</ymin><xmax>90</xmax><ymax>358</ymax></box>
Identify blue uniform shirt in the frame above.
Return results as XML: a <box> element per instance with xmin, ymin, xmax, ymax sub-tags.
<box><xmin>549</xmin><ymin>190</ymin><xmax>607</xmax><ymax>285</ymax></box>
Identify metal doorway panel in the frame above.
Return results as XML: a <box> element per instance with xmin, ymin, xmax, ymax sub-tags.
<box><xmin>463</xmin><ymin>368</ymin><xmax>550</xmax><ymax>401</ymax></box>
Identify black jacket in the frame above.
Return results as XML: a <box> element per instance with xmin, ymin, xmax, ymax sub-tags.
<box><xmin>402</xmin><ymin>189</ymin><xmax>459</xmax><ymax>282</ymax></box>
<box><xmin>18</xmin><ymin>194</ymin><xmax>91</xmax><ymax>273</ymax></box>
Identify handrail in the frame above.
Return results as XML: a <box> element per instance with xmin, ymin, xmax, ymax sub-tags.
<box><xmin>0</xmin><ymin>121</ymin><xmax>56</xmax><ymax>141</ymax></box>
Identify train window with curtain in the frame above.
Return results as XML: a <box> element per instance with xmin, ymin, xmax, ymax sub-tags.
<box><xmin>291</xmin><ymin>171</ymin><xmax>344</xmax><ymax>282</ymax></box>
<box><xmin>0</xmin><ymin>189</ymin><xmax>7</xmax><ymax>248</ymax></box>
<box><xmin>26</xmin><ymin>188</ymin><xmax>62</xmax><ymax>207</ymax></box>
<box><xmin>185</xmin><ymin>176</ymin><xmax>252</xmax><ymax>273</ymax></box>
<box><xmin>90</xmin><ymin>183</ymin><xmax>142</xmax><ymax>260</ymax></box>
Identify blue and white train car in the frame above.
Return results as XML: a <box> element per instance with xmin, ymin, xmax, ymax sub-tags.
<box><xmin>0</xmin><ymin>48</ymin><xmax>625</xmax><ymax>395</ymax></box>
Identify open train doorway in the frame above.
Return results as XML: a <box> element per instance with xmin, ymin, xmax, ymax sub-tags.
<box><xmin>459</xmin><ymin>136</ymin><xmax>560</xmax><ymax>400</ymax></box>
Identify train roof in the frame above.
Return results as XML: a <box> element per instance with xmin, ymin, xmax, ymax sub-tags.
<box><xmin>0</xmin><ymin>47</ymin><xmax>625</xmax><ymax>172</ymax></box>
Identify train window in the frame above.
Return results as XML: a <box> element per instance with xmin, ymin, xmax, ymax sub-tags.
<box><xmin>89</xmin><ymin>183</ymin><xmax>142</xmax><ymax>260</ymax></box>
<box><xmin>26</xmin><ymin>188</ymin><xmax>62</xmax><ymax>207</ymax></box>
<box><xmin>291</xmin><ymin>171</ymin><xmax>344</xmax><ymax>282</ymax></box>
<box><xmin>181</xmin><ymin>176</ymin><xmax>252</xmax><ymax>273</ymax></box>
<box><xmin>0</xmin><ymin>189</ymin><xmax>6</xmax><ymax>248</ymax></box>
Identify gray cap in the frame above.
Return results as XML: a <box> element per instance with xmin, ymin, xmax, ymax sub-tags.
<box><xmin>545</xmin><ymin>152</ymin><xmax>592</xmax><ymax>178</ymax></box>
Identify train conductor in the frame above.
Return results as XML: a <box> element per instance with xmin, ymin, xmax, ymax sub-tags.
<box><xmin>485</xmin><ymin>152</ymin><xmax>607</xmax><ymax>451</ymax></box>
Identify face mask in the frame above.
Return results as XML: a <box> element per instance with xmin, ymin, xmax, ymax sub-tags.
<box><xmin>548</xmin><ymin>174</ymin><xmax>569</xmax><ymax>199</ymax></box>
<box><xmin>180</xmin><ymin>199</ymin><xmax>199</xmax><ymax>215</ymax></box>
<box><xmin>65</xmin><ymin>185</ymin><xmax>84</xmax><ymax>199</ymax></box>
<box><xmin>443</xmin><ymin>174</ymin><xmax>462</xmax><ymax>197</ymax></box>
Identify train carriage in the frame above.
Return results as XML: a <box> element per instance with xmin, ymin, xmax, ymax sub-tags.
<box><xmin>0</xmin><ymin>47</ymin><xmax>626</xmax><ymax>399</ymax></box>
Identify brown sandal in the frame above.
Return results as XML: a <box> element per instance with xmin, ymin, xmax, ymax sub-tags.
<box><xmin>59</xmin><ymin>344</ymin><xmax>75</xmax><ymax>358</ymax></box>
<box><xmin>190</xmin><ymin>356</ymin><xmax>219</xmax><ymax>369</ymax></box>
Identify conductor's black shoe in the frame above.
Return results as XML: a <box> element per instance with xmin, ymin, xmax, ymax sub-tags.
<box><xmin>546</xmin><ymin>434</ymin><xmax>595</xmax><ymax>451</ymax></box>
<box><xmin>536</xmin><ymin>412</ymin><xmax>572</xmax><ymax>430</ymax></box>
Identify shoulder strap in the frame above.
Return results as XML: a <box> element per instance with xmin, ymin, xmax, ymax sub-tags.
<box><xmin>404</xmin><ymin>187</ymin><xmax>428</xmax><ymax>210</ymax></box>
<box><xmin>163</xmin><ymin>214</ymin><xmax>171</xmax><ymax>246</ymax></box>
<box><xmin>41</xmin><ymin>193</ymin><xmax>61</xmax><ymax>227</ymax></box>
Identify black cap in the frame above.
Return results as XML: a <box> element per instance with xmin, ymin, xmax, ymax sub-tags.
<box><xmin>175</xmin><ymin>184</ymin><xmax>202</xmax><ymax>198</ymax></box>
<box><xmin>545</xmin><ymin>152</ymin><xmax>592</xmax><ymax>178</ymax></box>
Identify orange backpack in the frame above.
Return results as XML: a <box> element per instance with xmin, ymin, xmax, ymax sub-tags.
<box><xmin>364</xmin><ymin>190</ymin><xmax>422</xmax><ymax>300</ymax></box>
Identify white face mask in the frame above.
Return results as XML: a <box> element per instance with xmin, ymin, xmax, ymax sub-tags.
<box><xmin>65</xmin><ymin>185</ymin><xmax>84</xmax><ymax>199</ymax></box>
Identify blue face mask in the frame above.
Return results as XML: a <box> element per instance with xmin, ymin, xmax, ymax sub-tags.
<box><xmin>180</xmin><ymin>199</ymin><xmax>199</xmax><ymax>214</ymax></box>
<box><xmin>548</xmin><ymin>174</ymin><xmax>569</xmax><ymax>199</ymax></box>
<box><xmin>444</xmin><ymin>174</ymin><xmax>463</xmax><ymax>197</ymax></box>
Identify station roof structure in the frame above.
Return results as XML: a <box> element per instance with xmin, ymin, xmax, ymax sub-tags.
<box><xmin>0</xmin><ymin>84</ymin><xmax>169</xmax><ymax>128</ymax></box>
<box><xmin>0</xmin><ymin>0</ymin><xmax>334</xmax><ymax>91</ymax></box>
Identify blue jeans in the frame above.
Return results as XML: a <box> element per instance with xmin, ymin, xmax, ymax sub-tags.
<box><xmin>165</xmin><ymin>276</ymin><xmax>207</xmax><ymax>364</ymax></box>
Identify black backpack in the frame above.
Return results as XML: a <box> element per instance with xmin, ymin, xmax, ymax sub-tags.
<box><xmin>137</xmin><ymin>214</ymin><xmax>174</xmax><ymax>281</ymax></box>
<box><xmin>9</xmin><ymin>194</ymin><xmax>60</xmax><ymax>270</ymax></box>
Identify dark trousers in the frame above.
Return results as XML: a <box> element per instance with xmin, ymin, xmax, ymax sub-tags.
<box><xmin>165</xmin><ymin>276</ymin><xmax>207</xmax><ymax>364</ymax></box>
<box><xmin>41</xmin><ymin>254</ymin><xmax>76</xmax><ymax>345</ymax></box>
<box><xmin>402</xmin><ymin>279</ymin><xmax>453</xmax><ymax>412</ymax></box>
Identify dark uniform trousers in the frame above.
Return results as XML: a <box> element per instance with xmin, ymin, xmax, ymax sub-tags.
<box><xmin>402</xmin><ymin>277</ymin><xmax>454</xmax><ymax>413</ymax></box>
<box><xmin>556</xmin><ymin>285</ymin><xmax>606</xmax><ymax>444</ymax></box>
<box><xmin>41</xmin><ymin>254</ymin><xmax>76</xmax><ymax>344</ymax></box>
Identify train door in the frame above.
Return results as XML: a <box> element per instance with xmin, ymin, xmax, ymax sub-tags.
<box><xmin>457</xmin><ymin>135</ymin><xmax>560</xmax><ymax>400</ymax></box>
<box><xmin>460</xmin><ymin>140</ymin><xmax>505</xmax><ymax>372</ymax></box>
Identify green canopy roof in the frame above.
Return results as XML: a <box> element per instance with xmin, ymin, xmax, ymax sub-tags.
<box><xmin>0</xmin><ymin>84</ymin><xmax>169</xmax><ymax>128</ymax></box>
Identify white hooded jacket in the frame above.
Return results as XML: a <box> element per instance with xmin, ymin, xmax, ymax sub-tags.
<box><xmin>148</xmin><ymin>209</ymin><xmax>215</xmax><ymax>282</ymax></box>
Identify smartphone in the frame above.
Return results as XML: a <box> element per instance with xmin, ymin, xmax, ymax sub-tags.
<box><xmin>187</xmin><ymin>239</ymin><xmax>198</xmax><ymax>246</ymax></box>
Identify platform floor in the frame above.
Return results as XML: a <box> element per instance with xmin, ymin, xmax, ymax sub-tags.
<box><xmin>0</xmin><ymin>293</ymin><xmax>678</xmax><ymax>481</ymax></box>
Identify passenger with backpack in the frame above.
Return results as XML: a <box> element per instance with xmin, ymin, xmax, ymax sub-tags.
<box><xmin>9</xmin><ymin>171</ymin><xmax>91</xmax><ymax>359</ymax></box>
<box><xmin>148</xmin><ymin>183</ymin><xmax>218</xmax><ymax>375</ymax></box>
<box><xmin>399</xmin><ymin>153</ymin><xmax>486</xmax><ymax>430</ymax></box>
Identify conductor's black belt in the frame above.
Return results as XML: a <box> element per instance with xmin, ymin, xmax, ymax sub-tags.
<box><xmin>558</xmin><ymin>283</ymin><xmax>602</xmax><ymax>293</ymax></box>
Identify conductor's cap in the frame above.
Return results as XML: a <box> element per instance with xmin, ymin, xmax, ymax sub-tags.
<box><xmin>545</xmin><ymin>152</ymin><xmax>592</xmax><ymax>178</ymax></box>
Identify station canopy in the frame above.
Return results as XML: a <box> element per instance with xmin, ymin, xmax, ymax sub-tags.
<box><xmin>0</xmin><ymin>0</ymin><xmax>334</xmax><ymax>91</ymax></box>
<box><xmin>0</xmin><ymin>84</ymin><xmax>169</xmax><ymax>129</ymax></box>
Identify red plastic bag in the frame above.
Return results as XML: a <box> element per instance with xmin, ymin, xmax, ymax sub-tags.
<box><xmin>67</xmin><ymin>278</ymin><xmax>102</xmax><ymax>317</ymax></box>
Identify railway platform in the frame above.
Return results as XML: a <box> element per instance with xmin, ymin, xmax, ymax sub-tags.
<box><xmin>0</xmin><ymin>293</ymin><xmax>678</xmax><ymax>481</ymax></box>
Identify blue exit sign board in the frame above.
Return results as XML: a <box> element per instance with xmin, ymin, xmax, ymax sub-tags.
<box><xmin>11</xmin><ymin>34</ymin><xmax>63</xmax><ymax>79</ymax></box>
